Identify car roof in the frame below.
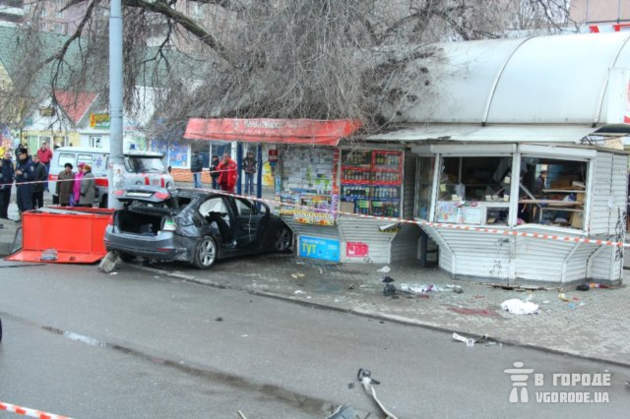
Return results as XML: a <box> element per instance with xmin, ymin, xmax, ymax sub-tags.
<box><xmin>54</xmin><ymin>147</ymin><xmax>165</xmax><ymax>158</ymax></box>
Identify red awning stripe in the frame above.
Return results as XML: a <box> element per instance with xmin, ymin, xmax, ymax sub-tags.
<box><xmin>184</xmin><ymin>118</ymin><xmax>362</xmax><ymax>146</ymax></box>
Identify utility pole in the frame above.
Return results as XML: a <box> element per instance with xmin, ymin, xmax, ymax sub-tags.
<box><xmin>108</xmin><ymin>0</ymin><xmax>124</xmax><ymax>208</ymax></box>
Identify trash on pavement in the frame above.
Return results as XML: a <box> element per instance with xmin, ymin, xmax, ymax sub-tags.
<box><xmin>576</xmin><ymin>284</ymin><xmax>590</xmax><ymax>291</ymax></box>
<box><xmin>40</xmin><ymin>248</ymin><xmax>58</xmax><ymax>261</ymax></box>
<box><xmin>558</xmin><ymin>293</ymin><xmax>571</xmax><ymax>302</ymax></box>
<box><xmin>290</xmin><ymin>272</ymin><xmax>305</xmax><ymax>279</ymax></box>
<box><xmin>452</xmin><ymin>332</ymin><xmax>488</xmax><ymax>347</ymax></box>
<box><xmin>326</xmin><ymin>405</ymin><xmax>358</xmax><ymax>419</ymax></box>
<box><xmin>237</xmin><ymin>411</ymin><xmax>248</xmax><ymax>419</ymax></box>
<box><xmin>589</xmin><ymin>283</ymin><xmax>610</xmax><ymax>289</ymax></box>
<box><xmin>294</xmin><ymin>290</ymin><xmax>306</xmax><ymax>295</ymax></box>
<box><xmin>382</xmin><ymin>276</ymin><xmax>396</xmax><ymax>296</ymax></box>
<box><xmin>377</xmin><ymin>266</ymin><xmax>391</xmax><ymax>273</ymax></box>
<box><xmin>567</xmin><ymin>302</ymin><xmax>577</xmax><ymax>309</ymax></box>
<box><xmin>501</xmin><ymin>299</ymin><xmax>540</xmax><ymax>315</ymax></box>
<box><xmin>447</xmin><ymin>284</ymin><xmax>464</xmax><ymax>294</ymax></box>
<box><xmin>400</xmin><ymin>283</ymin><xmax>443</xmax><ymax>294</ymax></box>
<box><xmin>357</xmin><ymin>368</ymin><xmax>398</xmax><ymax>419</ymax></box>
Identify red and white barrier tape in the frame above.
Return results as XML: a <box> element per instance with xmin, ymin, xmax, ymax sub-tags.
<box><xmin>0</xmin><ymin>401</ymin><xmax>73</xmax><ymax>419</ymax></box>
<box><xmin>195</xmin><ymin>187</ymin><xmax>630</xmax><ymax>249</ymax></box>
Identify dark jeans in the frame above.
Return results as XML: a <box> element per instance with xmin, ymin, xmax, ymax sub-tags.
<box><xmin>211</xmin><ymin>177</ymin><xmax>219</xmax><ymax>190</ymax></box>
<box><xmin>244</xmin><ymin>172</ymin><xmax>255</xmax><ymax>195</ymax></box>
<box><xmin>32</xmin><ymin>191</ymin><xmax>44</xmax><ymax>209</ymax></box>
<box><xmin>16</xmin><ymin>185</ymin><xmax>33</xmax><ymax>213</ymax></box>
<box><xmin>0</xmin><ymin>186</ymin><xmax>10</xmax><ymax>218</ymax></box>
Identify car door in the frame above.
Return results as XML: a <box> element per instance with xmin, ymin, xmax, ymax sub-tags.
<box><xmin>196</xmin><ymin>195</ymin><xmax>234</xmax><ymax>244</ymax></box>
<box><xmin>231</xmin><ymin>197</ymin><xmax>269</xmax><ymax>247</ymax></box>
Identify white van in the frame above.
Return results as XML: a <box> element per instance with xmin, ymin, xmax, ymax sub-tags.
<box><xmin>48</xmin><ymin>147</ymin><xmax>175</xmax><ymax>207</ymax></box>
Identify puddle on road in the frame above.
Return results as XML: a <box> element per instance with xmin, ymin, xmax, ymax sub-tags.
<box><xmin>36</xmin><ymin>321</ymin><xmax>346</xmax><ymax>417</ymax></box>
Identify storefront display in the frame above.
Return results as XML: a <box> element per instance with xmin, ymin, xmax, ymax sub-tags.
<box><xmin>340</xmin><ymin>150</ymin><xmax>403</xmax><ymax>218</ymax></box>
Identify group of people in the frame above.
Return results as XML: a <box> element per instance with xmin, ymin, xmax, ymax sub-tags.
<box><xmin>0</xmin><ymin>142</ymin><xmax>95</xmax><ymax>221</ymax></box>
<box><xmin>191</xmin><ymin>150</ymin><xmax>258</xmax><ymax>194</ymax></box>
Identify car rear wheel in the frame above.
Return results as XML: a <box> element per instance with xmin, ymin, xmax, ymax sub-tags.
<box><xmin>274</xmin><ymin>227</ymin><xmax>292</xmax><ymax>252</ymax></box>
<box><xmin>192</xmin><ymin>236</ymin><xmax>217</xmax><ymax>269</ymax></box>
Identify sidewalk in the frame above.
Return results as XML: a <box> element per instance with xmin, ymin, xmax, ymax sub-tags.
<box><xmin>138</xmin><ymin>252</ymin><xmax>630</xmax><ymax>368</ymax></box>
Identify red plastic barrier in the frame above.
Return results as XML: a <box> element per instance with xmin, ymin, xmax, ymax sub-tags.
<box><xmin>6</xmin><ymin>207</ymin><xmax>114</xmax><ymax>264</ymax></box>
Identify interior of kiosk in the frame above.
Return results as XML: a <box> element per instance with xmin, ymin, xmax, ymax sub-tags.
<box><xmin>415</xmin><ymin>146</ymin><xmax>590</xmax><ymax>231</ymax></box>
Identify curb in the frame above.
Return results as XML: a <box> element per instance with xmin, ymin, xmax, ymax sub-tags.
<box><xmin>125</xmin><ymin>263</ymin><xmax>630</xmax><ymax>370</ymax></box>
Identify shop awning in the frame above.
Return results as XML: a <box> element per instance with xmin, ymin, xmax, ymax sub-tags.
<box><xmin>365</xmin><ymin>124</ymin><xmax>602</xmax><ymax>144</ymax></box>
<box><xmin>184</xmin><ymin>118</ymin><xmax>362</xmax><ymax>146</ymax></box>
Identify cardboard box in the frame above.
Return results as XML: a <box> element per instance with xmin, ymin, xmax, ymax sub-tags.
<box><xmin>340</xmin><ymin>201</ymin><xmax>355</xmax><ymax>214</ymax></box>
<box><xmin>571</xmin><ymin>212</ymin><xmax>584</xmax><ymax>229</ymax></box>
<box><xmin>576</xmin><ymin>193</ymin><xmax>585</xmax><ymax>203</ymax></box>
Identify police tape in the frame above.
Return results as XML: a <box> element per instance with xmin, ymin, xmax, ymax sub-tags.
<box><xmin>195</xmin><ymin>187</ymin><xmax>630</xmax><ymax>249</ymax></box>
<box><xmin>0</xmin><ymin>401</ymin><xmax>73</xmax><ymax>419</ymax></box>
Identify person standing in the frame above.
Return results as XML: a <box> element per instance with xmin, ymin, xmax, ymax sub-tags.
<box><xmin>209</xmin><ymin>154</ymin><xmax>220</xmax><ymax>190</ymax></box>
<box><xmin>217</xmin><ymin>152</ymin><xmax>238</xmax><ymax>193</ymax></box>
<box><xmin>14</xmin><ymin>148</ymin><xmax>35</xmax><ymax>218</ymax></box>
<box><xmin>31</xmin><ymin>154</ymin><xmax>47</xmax><ymax>209</ymax></box>
<box><xmin>79</xmin><ymin>164</ymin><xmax>95</xmax><ymax>207</ymax></box>
<box><xmin>72</xmin><ymin>162</ymin><xmax>86</xmax><ymax>206</ymax></box>
<box><xmin>191</xmin><ymin>150</ymin><xmax>203</xmax><ymax>189</ymax></box>
<box><xmin>533</xmin><ymin>170</ymin><xmax>548</xmax><ymax>197</ymax></box>
<box><xmin>0</xmin><ymin>151</ymin><xmax>15</xmax><ymax>219</ymax></box>
<box><xmin>37</xmin><ymin>142</ymin><xmax>53</xmax><ymax>191</ymax></box>
<box><xmin>56</xmin><ymin>163</ymin><xmax>74</xmax><ymax>206</ymax></box>
<box><xmin>242</xmin><ymin>150</ymin><xmax>257</xmax><ymax>195</ymax></box>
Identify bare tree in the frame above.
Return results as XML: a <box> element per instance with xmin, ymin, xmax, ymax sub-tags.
<box><xmin>2</xmin><ymin>0</ymin><xmax>574</xmax><ymax>135</ymax></box>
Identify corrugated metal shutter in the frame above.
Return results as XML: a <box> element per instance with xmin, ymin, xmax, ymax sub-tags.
<box><xmin>390</xmin><ymin>223</ymin><xmax>421</xmax><ymax>263</ymax></box>
<box><xmin>420</xmin><ymin>227</ymin><xmax>453</xmax><ymax>273</ymax></box>
<box><xmin>589</xmin><ymin>153</ymin><xmax>613</xmax><ymax>235</ymax></box>
<box><xmin>564</xmin><ymin>243</ymin><xmax>598</xmax><ymax>283</ymax></box>
<box><xmin>402</xmin><ymin>153</ymin><xmax>416</xmax><ymax>219</ymax></box>
<box><xmin>281</xmin><ymin>215</ymin><xmax>340</xmax><ymax>240</ymax></box>
<box><xmin>338</xmin><ymin>216</ymin><xmax>395</xmax><ymax>264</ymax></box>
<box><xmin>437</xmin><ymin>229</ymin><xmax>512</xmax><ymax>280</ymax></box>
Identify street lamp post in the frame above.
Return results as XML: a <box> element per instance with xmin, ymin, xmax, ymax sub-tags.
<box><xmin>107</xmin><ymin>0</ymin><xmax>124</xmax><ymax>208</ymax></box>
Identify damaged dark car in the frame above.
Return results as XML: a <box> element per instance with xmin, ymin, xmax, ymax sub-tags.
<box><xmin>104</xmin><ymin>186</ymin><xmax>293</xmax><ymax>268</ymax></box>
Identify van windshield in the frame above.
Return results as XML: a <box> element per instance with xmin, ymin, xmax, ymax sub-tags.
<box><xmin>125</xmin><ymin>157</ymin><xmax>166</xmax><ymax>173</ymax></box>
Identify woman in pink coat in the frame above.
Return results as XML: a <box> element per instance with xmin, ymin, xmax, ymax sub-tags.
<box><xmin>72</xmin><ymin>163</ymin><xmax>85</xmax><ymax>206</ymax></box>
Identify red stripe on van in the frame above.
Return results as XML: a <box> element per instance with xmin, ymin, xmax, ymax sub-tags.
<box><xmin>95</xmin><ymin>178</ymin><xmax>109</xmax><ymax>187</ymax></box>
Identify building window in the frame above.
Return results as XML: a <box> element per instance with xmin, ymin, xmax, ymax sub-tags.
<box><xmin>90</xmin><ymin>136</ymin><xmax>103</xmax><ymax>148</ymax></box>
<box><xmin>53</xmin><ymin>23</ymin><xmax>65</xmax><ymax>34</ymax></box>
<box><xmin>56</xmin><ymin>10</ymin><xmax>64</xmax><ymax>19</ymax></box>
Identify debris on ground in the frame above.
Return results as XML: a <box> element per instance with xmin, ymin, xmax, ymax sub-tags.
<box><xmin>98</xmin><ymin>251</ymin><xmax>119</xmax><ymax>273</ymax></box>
<box><xmin>357</xmin><ymin>368</ymin><xmax>398</xmax><ymax>419</ymax></box>
<box><xmin>382</xmin><ymin>276</ymin><xmax>396</xmax><ymax>296</ymax></box>
<box><xmin>326</xmin><ymin>405</ymin><xmax>357</xmax><ymax>419</ymax></box>
<box><xmin>576</xmin><ymin>284</ymin><xmax>590</xmax><ymax>291</ymax></box>
<box><xmin>294</xmin><ymin>290</ymin><xmax>306</xmax><ymax>295</ymax></box>
<box><xmin>377</xmin><ymin>266</ymin><xmax>391</xmax><ymax>273</ymax></box>
<box><xmin>447</xmin><ymin>284</ymin><xmax>464</xmax><ymax>294</ymax></box>
<box><xmin>589</xmin><ymin>283</ymin><xmax>611</xmax><ymax>289</ymax></box>
<box><xmin>40</xmin><ymin>248</ymin><xmax>58</xmax><ymax>261</ymax></box>
<box><xmin>559</xmin><ymin>292</ymin><xmax>573</xmax><ymax>302</ymax></box>
<box><xmin>290</xmin><ymin>272</ymin><xmax>305</xmax><ymax>279</ymax></box>
<box><xmin>452</xmin><ymin>332</ymin><xmax>489</xmax><ymax>347</ymax></box>
<box><xmin>490</xmin><ymin>284</ymin><xmax>549</xmax><ymax>291</ymax></box>
<box><xmin>501</xmin><ymin>299</ymin><xmax>540</xmax><ymax>315</ymax></box>
<box><xmin>400</xmin><ymin>283</ymin><xmax>443</xmax><ymax>294</ymax></box>
<box><xmin>215</xmin><ymin>317</ymin><xmax>223</xmax><ymax>322</ymax></box>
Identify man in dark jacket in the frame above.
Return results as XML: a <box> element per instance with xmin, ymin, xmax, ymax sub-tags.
<box><xmin>15</xmin><ymin>148</ymin><xmax>35</xmax><ymax>218</ymax></box>
<box><xmin>31</xmin><ymin>154</ymin><xmax>47</xmax><ymax>209</ymax></box>
<box><xmin>209</xmin><ymin>154</ymin><xmax>220</xmax><ymax>190</ymax></box>
<box><xmin>191</xmin><ymin>150</ymin><xmax>203</xmax><ymax>189</ymax></box>
<box><xmin>0</xmin><ymin>151</ymin><xmax>14</xmax><ymax>219</ymax></box>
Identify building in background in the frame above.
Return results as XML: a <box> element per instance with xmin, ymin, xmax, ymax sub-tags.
<box><xmin>570</xmin><ymin>0</ymin><xmax>630</xmax><ymax>32</ymax></box>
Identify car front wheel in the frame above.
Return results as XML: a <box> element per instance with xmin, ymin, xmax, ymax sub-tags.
<box><xmin>192</xmin><ymin>236</ymin><xmax>217</xmax><ymax>269</ymax></box>
<box><xmin>274</xmin><ymin>227</ymin><xmax>293</xmax><ymax>252</ymax></box>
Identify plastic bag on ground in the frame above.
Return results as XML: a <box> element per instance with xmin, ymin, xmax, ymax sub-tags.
<box><xmin>501</xmin><ymin>299</ymin><xmax>539</xmax><ymax>315</ymax></box>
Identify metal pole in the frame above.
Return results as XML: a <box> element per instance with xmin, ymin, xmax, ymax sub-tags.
<box><xmin>236</xmin><ymin>142</ymin><xmax>243</xmax><ymax>194</ymax></box>
<box><xmin>107</xmin><ymin>0</ymin><xmax>125</xmax><ymax>209</ymax></box>
<box><xmin>256</xmin><ymin>143</ymin><xmax>262</xmax><ymax>199</ymax></box>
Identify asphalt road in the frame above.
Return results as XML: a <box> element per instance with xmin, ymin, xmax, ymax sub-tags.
<box><xmin>0</xmin><ymin>260</ymin><xmax>629</xmax><ymax>418</ymax></box>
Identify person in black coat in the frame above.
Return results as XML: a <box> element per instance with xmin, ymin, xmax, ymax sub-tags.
<box><xmin>190</xmin><ymin>150</ymin><xmax>204</xmax><ymax>189</ymax></box>
<box><xmin>209</xmin><ymin>155</ymin><xmax>220</xmax><ymax>190</ymax></box>
<box><xmin>31</xmin><ymin>154</ymin><xmax>47</xmax><ymax>209</ymax></box>
<box><xmin>0</xmin><ymin>151</ymin><xmax>15</xmax><ymax>219</ymax></box>
<box><xmin>15</xmin><ymin>148</ymin><xmax>35</xmax><ymax>218</ymax></box>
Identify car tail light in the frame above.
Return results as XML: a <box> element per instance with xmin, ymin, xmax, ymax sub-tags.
<box><xmin>95</xmin><ymin>178</ymin><xmax>109</xmax><ymax>187</ymax></box>
<box><xmin>154</xmin><ymin>192</ymin><xmax>170</xmax><ymax>200</ymax></box>
<box><xmin>48</xmin><ymin>174</ymin><xmax>58</xmax><ymax>181</ymax></box>
<box><xmin>163</xmin><ymin>218</ymin><xmax>177</xmax><ymax>231</ymax></box>
<box><xmin>108</xmin><ymin>215</ymin><xmax>114</xmax><ymax>226</ymax></box>
<box><xmin>144</xmin><ymin>177</ymin><xmax>150</xmax><ymax>185</ymax></box>
<box><xmin>114</xmin><ymin>190</ymin><xmax>125</xmax><ymax>196</ymax></box>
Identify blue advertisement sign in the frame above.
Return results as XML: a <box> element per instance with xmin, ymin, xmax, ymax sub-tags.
<box><xmin>298</xmin><ymin>236</ymin><xmax>340</xmax><ymax>262</ymax></box>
